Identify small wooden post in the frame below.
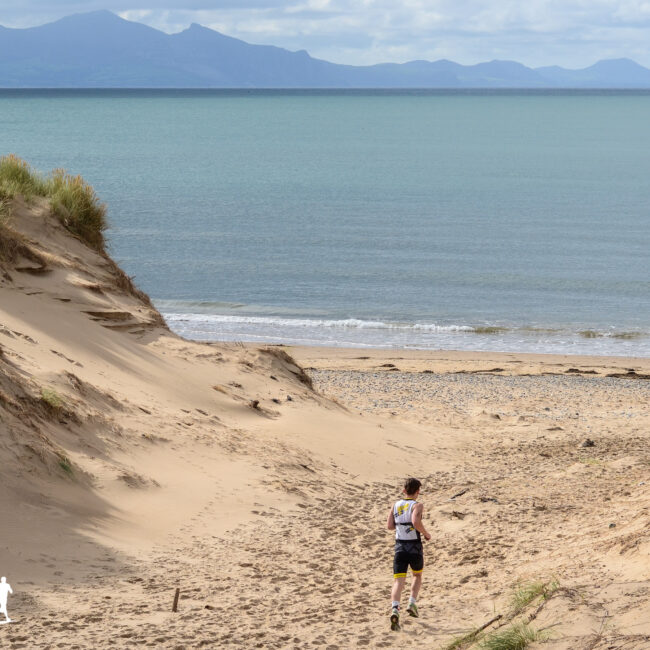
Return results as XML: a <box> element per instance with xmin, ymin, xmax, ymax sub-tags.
<box><xmin>172</xmin><ymin>587</ymin><xmax>180</xmax><ymax>612</ymax></box>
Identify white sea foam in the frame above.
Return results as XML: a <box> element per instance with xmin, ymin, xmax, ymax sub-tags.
<box><xmin>163</xmin><ymin>313</ymin><xmax>475</xmax><ymax>332</ymax></box>
<box><xmin>160</xmin><ymin>310</ymin><xmax>650</xmax><ymax>356</ymax></box>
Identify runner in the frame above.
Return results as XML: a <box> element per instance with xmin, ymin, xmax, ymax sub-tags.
<box><xmin>387</xmin><ymin>478</ymin><xmax>431</xmax><ymax>631</ymax></box>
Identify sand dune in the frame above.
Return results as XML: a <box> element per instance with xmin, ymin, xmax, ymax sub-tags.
<box><xmin>0</xmin><ymin>197</ymin><xmax>648</xmax><ymax>648</ymax></box>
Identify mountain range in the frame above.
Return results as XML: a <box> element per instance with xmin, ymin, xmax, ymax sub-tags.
<box><xmin>2</xmin><ymin>11</ymin><xmax>650</xmax><ymax>88</ymax></box>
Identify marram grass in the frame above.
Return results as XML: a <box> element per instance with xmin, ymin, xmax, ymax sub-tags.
<box><xmin>0</xmin><ymin>154</ymin><xmax>49</xmax><ymax>199</ymax></box>
<box><xmin>510</xmin><ymin>579</ymin><xmax>559</xmax><ymax>615</ymax></box>
<box><xmin>479</xmin><ymin>622</ymin><xmax>544</xmax><ymax>650</ymax></box>
<box><xmin>440</xmin><ymin>626</ymin><xmax>484</xmax><ymax>650</ymax></box>
<box><xmin>0</xmin><ymin>197</ymin><xmax>10</xmax><ymax>222</ymax></box>
<box><xmin>48</xmin><ymin>168</ymin><xmax>107</xmax><ymax>251</ymax></box>
<box><xmin>440</xmin><ymin>578</ymin><xmax>559</xmax><ymax>649</ymax></box>
<box><xmin>40</xmin><ymin>387</ymin><xmax>64</xmax><ymax>410</ymax></box>
<box><xmin>0</xmin><ymin>155</ymin><xmax>106</xmax><ymax>251</ymax></box>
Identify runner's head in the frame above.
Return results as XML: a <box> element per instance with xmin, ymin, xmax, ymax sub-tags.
<box><xmin>403</xmin><ymin>477</ymin><xmax>421</xmax><ymax>497</ymax></box>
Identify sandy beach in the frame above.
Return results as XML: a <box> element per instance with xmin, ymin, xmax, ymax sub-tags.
<box><xmin>0</xmin><ymin>196</ymin><xmax>649</xmax><ymax>648</ymax></box>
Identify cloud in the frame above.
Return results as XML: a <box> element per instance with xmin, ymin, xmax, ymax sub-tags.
<box><xmin>2</xmin><ymin>0</ymin><xmax>650</xmax><ymax>67</ymax></box>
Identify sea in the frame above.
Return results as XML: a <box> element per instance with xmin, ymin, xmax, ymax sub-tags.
<box><xmin>1</xmin><ymin>89</ymin><xmax>649</xmax><ymax>356</ymax></box>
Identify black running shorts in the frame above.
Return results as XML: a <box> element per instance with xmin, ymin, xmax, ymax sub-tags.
<box><xmin>393</xmin><ymin>545</ymin><xmax>424</xmax><ymax>578</ymax></box>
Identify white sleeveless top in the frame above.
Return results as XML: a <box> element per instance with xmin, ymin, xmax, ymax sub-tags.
<box><xmin>393</xmin><ymin>499</ymin><xmax>420</xmax><ymax>541</ymax></box>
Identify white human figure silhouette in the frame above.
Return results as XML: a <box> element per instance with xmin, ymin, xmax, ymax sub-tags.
<box><xmin>0</xmin><ymin>577</ymin><xmax>13</xmax><ymax>623</ymax></box>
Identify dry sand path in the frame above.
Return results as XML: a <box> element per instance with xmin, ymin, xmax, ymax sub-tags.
<box><xmin>5</xmin><ymin>361</ymin><xmax>649</xmax><ymax>649</ymax></box>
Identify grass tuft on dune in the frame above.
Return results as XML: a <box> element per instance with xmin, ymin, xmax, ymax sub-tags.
<box><xmin>439</xmin><ymin>578</ymin><xmax>558</xmax><ymax>649</ymax></box>
<box><xmin>48</xmin><ymin>168</ymin><xmax>107</xmax><ymax>251</ymax></box>
<box><xmin>0</xmin><ymin>154</ymin><xmax>49</xmax><ymax>199</ymax></box>
<box><xmin>0</xmin><ymin>154</ymin><xmax>107</xmax><ymax>251</ymax></box>
<box><xmin>479</xmin><ymin>622</ymin><xmax>544</xmax><ymax>650</ymax></box>
<box><xmin>510</xmin><ymin>578</ymin><xmax>559</xmax><ymax>614</ymax></box>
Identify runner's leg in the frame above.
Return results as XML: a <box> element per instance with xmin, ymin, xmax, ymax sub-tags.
<box><xmin>410</xmin><ymin>572</ymin><xmax>423</xmax><ymax>600</ymax></box>
<box><xmin>391</xmin><ymin>576</ymin><xmax>406</xmax><ymax>603</ymax></box>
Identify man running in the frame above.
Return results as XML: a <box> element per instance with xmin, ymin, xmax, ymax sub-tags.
<box><xmin>387</xmin><ymin>477</ymin><xmax>431</xmax><ymax>631</ymax></box>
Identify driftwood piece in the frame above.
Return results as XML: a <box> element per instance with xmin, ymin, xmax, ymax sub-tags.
<box><xmin>476</xmin><ymin>614</ymin><xmax>502</xmax><ymax>633</ymax></box>
<box><xmin>449</xmin><ymin>488</ymin><xmax>469</xmax><ymax>500</ymax></box>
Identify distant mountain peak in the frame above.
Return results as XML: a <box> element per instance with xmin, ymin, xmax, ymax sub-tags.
<box><xmin>176</xmin><ymin>21</ymin><xmax>240</xmax><ymax>40</ymax></box>
<box><xmin>589</xmin><ymin>57</ymin><xmax>646</xmax><ymax>69</ymax></box>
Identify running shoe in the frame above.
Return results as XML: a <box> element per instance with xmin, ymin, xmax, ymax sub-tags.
<box><xmin>407</xmin><ymin>602</ymin><xmax>419</xmax><ymax>618</ymax></box>
<box><xmin>390</xmin><ymin>607</ymin><xmax>400</xmax><ymax>631</ymax></box>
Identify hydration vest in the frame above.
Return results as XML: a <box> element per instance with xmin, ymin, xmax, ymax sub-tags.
<box><xmin>393</xmin><ymin>498</ymin><xmax>421</xmax><ymax>542</ymax></box>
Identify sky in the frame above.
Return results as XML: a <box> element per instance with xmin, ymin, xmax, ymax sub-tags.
<box><xmin>2</xmin><ymin>1</ymin><xmax>650</xmax><ymax>68</ymax></box>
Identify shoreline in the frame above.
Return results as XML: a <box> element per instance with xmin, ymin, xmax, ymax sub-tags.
<box><xmin>264</xmin><ymin>343</ymin><xmax>650</xmax><ymax>376</ymax></box>
<box><xmin>162</xmin><ymin>312</ymin><xmax>650</xmax><ymax>359</ymax></box>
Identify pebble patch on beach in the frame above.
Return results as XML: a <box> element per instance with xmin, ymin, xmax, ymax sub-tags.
<box><xmin>309</xmin><ymin>369</ymin><xmax>650</xmax><ymax>423</ymax></box>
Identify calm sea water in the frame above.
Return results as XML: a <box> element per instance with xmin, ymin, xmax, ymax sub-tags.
<box><xmin>1</xmin><ymin>90</ymin><xmax>649</xmax><ymax>356</ymax></box>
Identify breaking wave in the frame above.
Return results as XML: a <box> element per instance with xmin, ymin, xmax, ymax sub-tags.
<box><xmin>157</xmin><ymin>308</ymin><xmax>649</xmax><ymax>356</ymax></box>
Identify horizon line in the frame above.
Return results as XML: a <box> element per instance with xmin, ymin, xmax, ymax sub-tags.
<box><xmin>2</xmin><ymin>87</ymin><xmax>650</xmax><ymax>92</ymax></box>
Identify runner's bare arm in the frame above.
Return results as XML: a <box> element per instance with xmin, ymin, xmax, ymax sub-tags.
<box><xmin>387</xmin><ymin>508</ymin><xmax>396</xmax><ymax>530</ymax></box>
<box><xmin>411</xmin><ymin>503</ymin><xmax>431</xmax><ymax>540</ymax></box>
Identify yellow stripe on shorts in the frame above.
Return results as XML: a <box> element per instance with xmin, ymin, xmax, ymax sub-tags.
<box><xmin>393</xmin><ymin>572</ymin><xmax>407</xmax><ymax>578</ymax></box>
<box><xmin>412</xmin><ymin>569</ymin><xmax>423</xmax><ymax>574</ymax></box>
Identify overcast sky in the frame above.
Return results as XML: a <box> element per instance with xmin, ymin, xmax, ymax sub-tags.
<box><xmin>3</xmin><ymin>1</ymin><xmax>650</xmax><ymax>68</ymax></box>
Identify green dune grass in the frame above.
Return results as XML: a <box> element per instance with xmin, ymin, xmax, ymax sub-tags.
<box><xmin>0</xmin><ymin>154</ymin><xmax>107</xmax><ymax>251</ymax></box>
